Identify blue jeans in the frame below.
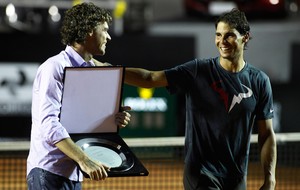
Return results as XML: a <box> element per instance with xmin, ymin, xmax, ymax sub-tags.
<box><xmin>27</xmin><ymin>168</ymin><xmax>82</xmax><ymax>190</ymax></box>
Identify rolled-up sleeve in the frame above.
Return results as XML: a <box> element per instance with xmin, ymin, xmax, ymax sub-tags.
<box><xmin>32</xmin><ymin>57</ymin><xmax>69</xmax><ymax>145</ymax></box>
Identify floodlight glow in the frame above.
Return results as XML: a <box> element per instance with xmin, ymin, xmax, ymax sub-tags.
<box><xmin>8</xmin><ymin>14</ymin><xmax>18</xmax><ymax>23</ymax></box>
<box><xmin>48</xmin><ymin>5</ymin><xmax>61</xmax><ymax>22</ymax></box>
<box><xmin>6</xmin><ymin>3</ymin><xmax>15</xmax><ymax>17</ymax></box>
<box><xmin>48</xmin><ymin>5</ymin><xmax>58</xmax><ymax>16</ymax></box>
<box><xmin>269</xmin><ymin>0</ymin><xmax>279</xmax><ymax>5</ymax></box>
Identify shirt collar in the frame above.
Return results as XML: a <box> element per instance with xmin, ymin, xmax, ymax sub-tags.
<box><xmin>65</xmin><ymin>46</ymin><xmax>95</xmax><ymax>67</ymax></box>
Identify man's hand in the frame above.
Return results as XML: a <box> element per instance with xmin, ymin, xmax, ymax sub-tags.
<box><xmin>259</xmin><ymin>181</ymin><xmax>276</xmax><ymax>190</ymax></box>
<box><xmin>92</xmin><ymin>58</ymin><xmax>111</xmax><ymax>66</ymax></box>
<box><xmin>55</xmin><ymin>138</ymin><xmax>110</xmax><ymax>180</ymax></box>
<box><xmin>78</xmin><ymin>157</ymin><xmax>110</xmax><ymax>180</ymax></box>
<box><xmin>259</xmin><ymin>175</ymin><xmax>276</xmax><ymax>190</ymax></box>
<box><xmin>115</xmin><ymin>106</ymin><xmax>131</xmax><ymax>128</ymax></box>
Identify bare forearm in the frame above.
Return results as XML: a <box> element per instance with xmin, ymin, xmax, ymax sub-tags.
<box><xmin>124</xmin><ymin>68</ymin><xmax>167</xmax><ymax>88</ymax></box>
<box><xmin>259</xmin><ymin>131</ymin><xmax>277</xmax><ymax>188</ymax></box>
<box><xmin>124</xmin><ymin>68</ymin><xmax>153</xmax><ymax>87</ymax></box>
<box><xmin>55</xmin><ymin>138</ymin><xmax>88</xmax><ymax>164</ymax></box>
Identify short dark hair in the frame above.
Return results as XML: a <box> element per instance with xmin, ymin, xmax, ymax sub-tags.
<box><xmin>215</xmin><ymin>8</ymin><xmax>250</xmax><ymax>35</ymax></box>
<box><xmin>60</xmin><ymin>2</ymin><xmax>112</xmax><ymax>45</ymax></box>
<box><xmin>215</xmin><ymin>9</ymin><xmax>251</xmax><ymax>47</ymax></box>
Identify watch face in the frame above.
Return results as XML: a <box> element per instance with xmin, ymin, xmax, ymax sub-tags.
<box><xmin>76</xmin><ymin>138</ymin><xmax>134</xmax><ymax>172</ymax></box>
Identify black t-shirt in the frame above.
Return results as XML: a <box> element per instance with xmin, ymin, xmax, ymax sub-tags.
<box><xmin>165</xmin><ymin>57</ymin><xmax>274</xmax><ymax>178</ymax></box>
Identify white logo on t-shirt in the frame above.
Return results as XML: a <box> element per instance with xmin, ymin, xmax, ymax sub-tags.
<box><xmin>229</xmin><ymin>84</ymin><xmax>253</xmax><ymax>112</ymax></box>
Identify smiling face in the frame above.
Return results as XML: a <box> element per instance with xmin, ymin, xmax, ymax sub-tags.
<box><xmin>85</xmin><ymin>21</ymin><xmax>111</xmax><ymax>56</ymax></box>
<box><xmin>215</xmin><ymin>21</ymin><xmax>247</xmax><ymax>63</ymax></box>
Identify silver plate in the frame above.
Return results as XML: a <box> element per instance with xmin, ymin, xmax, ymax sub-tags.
<box><xmin>76</xmin><ymin>138</ymin><xmax>134</xmax><ymax>172</ymax></box>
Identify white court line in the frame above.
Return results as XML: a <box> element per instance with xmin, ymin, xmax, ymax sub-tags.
<box><xmin>0</xmin><ymin>133</ymin><xmax>299</xmax><ymax>151</ymax></box>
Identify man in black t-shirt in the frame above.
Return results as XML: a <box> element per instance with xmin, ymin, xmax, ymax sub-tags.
<box><xmin>124</xmin><ymin>9</ymin><xmax>276</xmax><ymax>190</ymax></box>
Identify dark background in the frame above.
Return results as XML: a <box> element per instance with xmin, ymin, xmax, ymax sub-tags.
<box><xmin>1</xmin><ymin>0</ymin><xmax>300</xmax><ymax>138</ymax></box>
<box><xmin>1</xmin><ymin>32</ymin><xmax>299</xmax><ymax>137</ymax></box>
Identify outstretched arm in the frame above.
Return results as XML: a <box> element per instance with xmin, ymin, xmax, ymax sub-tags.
<box><xmin>125</xmin><ymin>68</ymin><xmax>168</xmax><ymax>88</ymax></box>
<box><xmin>257</xmin><ymin>119</ymin><xmax>277</xmax><ymax>190</ymax></box>
<box><xmin>92</xmin><ymin>58</ymin><xmax>168</xmax><ymax>88</ymax></box>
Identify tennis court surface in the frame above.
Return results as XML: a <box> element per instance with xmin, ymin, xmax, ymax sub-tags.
<box><xmin>1</xmin><ymin>133</ymin><xmax>299</xmax><ymax>189</ymax></box>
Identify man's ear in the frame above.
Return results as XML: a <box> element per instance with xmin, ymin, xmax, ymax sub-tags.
<box><xmin>88</xmin><ymin>30</ymin><xmax>94</xmax><ymax>37</ymax></box>
<box><xmin>242</xmin><ymin>32</ymin><xmax>250</xmax><ymax>43</ymax></box>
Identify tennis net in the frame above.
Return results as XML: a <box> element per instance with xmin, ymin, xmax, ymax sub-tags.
<box><xmin>0</xmin><ymin>133</ymin><xmax>299</xmax><ymax>190</ymax></box>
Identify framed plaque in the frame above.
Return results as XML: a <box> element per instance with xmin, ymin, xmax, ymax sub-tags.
<box><xmin>60</xmin><ymin>66</ymin><xmax>148</xmax><ymax>177</ymax></box>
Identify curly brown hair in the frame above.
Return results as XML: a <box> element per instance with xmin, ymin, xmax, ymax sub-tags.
<box><xmin>60</xmin><ymin>2</ymin><xmax>112</xmax><ymax>45</ymax></box>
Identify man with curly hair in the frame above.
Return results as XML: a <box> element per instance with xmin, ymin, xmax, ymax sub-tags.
<box><xmin>26</xmin><ymin>3</ymin><xmax>131</xmax><ymax>189</ymax></box>
<box><xmin>124</xmin><ymin>9</ymin><xmax>277</xmax><ymax>190</ymax></box>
